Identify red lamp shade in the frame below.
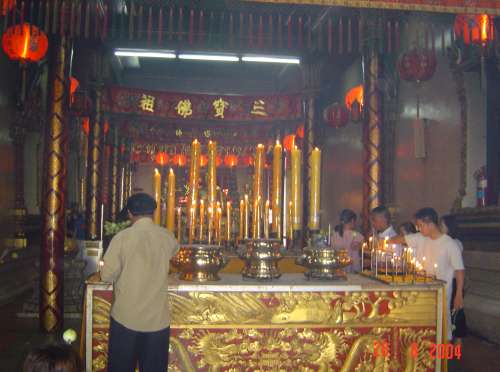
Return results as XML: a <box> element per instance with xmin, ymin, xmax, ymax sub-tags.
<box><xmin>454</xmin><ymin>14</ymin><xmax>494</xmax><ymax>46</ymax></box>
<box><xmin>200</xmin><ymin>154</ymin><xmax>208</xmax><ymax>167</ymax></box>
<box><xmin>323</xmin><ymin>103</ymin><xmax>349</xmax><ymax>129</ymax></box>
<box><xmin>398</xmin><ymin>48</ymin><xmax>437</xmax><ymax>83</ymax></box>
<box><xmin>345</xmin><ymin>85</ymin><xmax>364</xmax><ymax>110</ymax></box>
<box><xmin>240</xmin><ymin>155</ymin><xmax>254</xmax><ymax>167</ymax></box>
<box><xmin>155</xmin><ymin>152</ymin><xmax>169</xmax><ymax>166</ymax></box>
<box><xmin>70</xmin><ymin>77</ymin><xmax>79</xmax><ymax>104</ymax></box>
<box><xmin>283</xmin><ymin>134</ymin><xmax>296</xmax><ymax>151</ymax></box>
<box><xmin>296</xmin><ymin>125</ymin><xmax>304</xmax><ymax>139</ymax></box>
<box><xmin>2</xmin><ymin>0</ymin><xmax>16</xmax><ymax>17</ymax></box>
<box><xmin>2</xmin><ymin>23</ymin><xmax>48</xmax><ymax>62</ymax></box>
<box><xmin>224</xmin><ymin>154</ymin><xmax>239</xmax><ymax>168</ymax></box>
<box><xmin>171</xmin><ymin>154</ymin><xmax>187</xmax><ymax>167</ymax></box>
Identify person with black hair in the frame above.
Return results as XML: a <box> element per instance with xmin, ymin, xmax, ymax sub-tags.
<box><xmin>370</xmin><ymin>206</ymin><xmax>397</xmax><ymax>239</ymax></box>
<box><xmin>331</xmin><ymin>209</ymin><xmax>364</xmax><ymax>272</ymax></box>
<box><xmin>93</xmin><ymin>193</ymin><xmax>179</xmax><ymax>372</ymax></box>
<box><xmin>389</xmin><ymin>208</ymin><xmax>465</xmax><ymax>341</ymax></box>
<box><xmin>23</xmin><ymin>344</ymin><xmax>82</xmax><ymax>372</ymax></box>
<box><xmin>398</xmin><ymin>221</ymin><xmax>417</xmax><ymax>236</ymax></box>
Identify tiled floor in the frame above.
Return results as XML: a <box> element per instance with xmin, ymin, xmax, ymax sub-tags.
<box><xmin>0</xmin><ymin>292</ymin><xmax>499</xmax><ymax>372</ymax></box>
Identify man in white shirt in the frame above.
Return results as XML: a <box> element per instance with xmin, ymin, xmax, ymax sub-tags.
<box><xmin>371</xmin><ymin>206</ymin><xmax>401</xmax><ymax>255</ymax></box>
<box><xmin>390</xmin><ymin>208</ymin><xmax>465</xmax><ymax>341</ymax></box>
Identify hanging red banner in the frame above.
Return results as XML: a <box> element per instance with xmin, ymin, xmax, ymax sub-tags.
<box><xmin>105</xmin><ymin>86</ymin><xmax>303</xmax><ymax>123</ymax></box>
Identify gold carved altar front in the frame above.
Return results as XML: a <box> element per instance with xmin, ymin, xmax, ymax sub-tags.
<box><xmin>84</xmin><ymin>274</ymin><xmax>445</xmax><ymax>371</ymax></box>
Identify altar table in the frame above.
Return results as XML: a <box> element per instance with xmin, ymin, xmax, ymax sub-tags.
<box><xmin>84</xmin><ymin>274</ymin><xmax>446</xmax><ymax>371</ymax></box>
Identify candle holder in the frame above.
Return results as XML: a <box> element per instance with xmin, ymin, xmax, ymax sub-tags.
<box><xmin>238</xmin><ymin>239</ymin><xmax>284</xmax><ymax>280</ymax></box>
<box><xmin>171</xmin><ymin>244</ymin><xmax>227</xmax><ymax>282</ymax></box>
<box><xmin>296</xmin><ymin>239</ymin><xmax>352</xmax><ymax>280</ymax></box>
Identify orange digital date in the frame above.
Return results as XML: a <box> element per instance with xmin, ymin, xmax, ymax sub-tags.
<box><xmin>410</xmin><ymin>342</ymin><xmax>462</xmax><ymax>360</ymax></box>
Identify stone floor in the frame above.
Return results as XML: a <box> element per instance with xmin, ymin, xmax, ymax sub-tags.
<box><xmin>0</xmin><ymin>292</ymin><xmax>499</xmax><ymax>372</ymax></box>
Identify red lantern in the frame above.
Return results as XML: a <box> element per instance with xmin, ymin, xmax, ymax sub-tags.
<box><xmin>345</xmin><ymin>85</ymin><xmax>364</xmax><ymax>110</ymax></box>
<box><xmin>398</xmin><ymin>48</ymin><xmax>437</xmax><ymax>83</ymax></box>
<box><xmin>2</xmin><ymin>23</ymin><xmax>48</xmax><ymax>63</ymax></box>
<box><xmin>454</xmin><ymin>14</ymin><xmax>494</xmax><ymax>46</ymax></box>
<box><xmin>240</xmin><ymin>155</ymin><xmax>254</xmax><ymax>167</ymax></box>
<box><xmin>70</xmin><ymin>77</ymin><xmax>79</xmax><ymax>104</ymax></box>
<box><xmin>323</xmin><ymin>103</ymin><xmax>349</xmax><ymax>128</ymax></box>
<box><xmin>224</xmin><ymin>154</ymin><xmax>239</xmax><ymax>168</ymax></box>
<box><xmin>296</xmin><ymin>125</ymin><xmax>304</xmax><ymax>139</ymax></box>
<box><xmin>171</xmin><ymin>154</ymin><xmax>187</xmax><ymax>167</ymax></box>
<box><xmin>82</xmin><ymin>117</ymin><xmax>90</xmax><ymax>135</ymax></box>
<box><xmin>155</xmin><ymin>152</ymin><xmax>169</xmax><ymax>166</ymax></box>
<box><xmin>283</xmin><ymin>134</ymin><xmax>296</xmax><ymax>151</ymax></box>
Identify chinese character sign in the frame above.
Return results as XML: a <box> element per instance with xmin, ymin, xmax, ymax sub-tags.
<box><xmin>108</xmin><ymin>87</ymin><xmax>302</xmax><ymax>122</ymax></box>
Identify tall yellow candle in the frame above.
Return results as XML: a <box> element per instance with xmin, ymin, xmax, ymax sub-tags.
<box><xmin>253</xmin><ymin>144</ymin><xmax>265</xmax><ymax>237</ymax></box>
<box><xmin>226</xmin><ymin>201</ymin><xmax>232</xmax><ymax>242</ymax></box>
<box><xmin>264</xmin><ymin>199</ymin><xmax>270</xmax><ymax>239</ymax></box>
<box><xmin>239</xmin><ymin>199</ymin><xmax>244</xmax><ymax>240</ymax></box>
<box><xmin>308</xmin><ymin>147</ymin><xmax>321</xmax><ymax>230</ymax></box>
<box><xmin>217</xmin><ymin>207</ymin><xmax>223</xmax><ymax>244</ymax></box>
<box><xmin>198</xmin><ymin>199</ymin><xmax>205</xmax><ymax>242</ymax></box>
<box><xmin>207</xmin><ymin>141</ymin><xmax>217</xmax><ymax>212</ymax></box>
<box><xmin>271</xmin><ymin>141</ymin><xmax>282</xmax><ymax>237</ymax></box>
<box><xmin>290</xmin><ymin>146</ymin><xmax>302</xmax><ymax>230</ymax></box>
<box><xmin>253</xmin><ymin>196</ymin><xmax>262</xmax><ymax>239</ymax></box>
<box><xmin>166</xmin><ymin>168</ymin><xmax>176</xmax><ymax>232</ymax></box>
<box><xmin>207</xmin><ymin>207</ymin><xmax>213</xmax><ymax>244</ymax></box>
<box><xmin>188</xmin><ymin>139</ymin><xmax>201</xmax><ymax>243</ymax></box>
<box><xmin>176</xmin><ymin>207</ymin><xmax>182</xmax><ymax>242</ymax></box>
<box><xmin>244</xmin><ymin>194</ymin><xmax>249</xmax><ymax>239</ymax></box>
<box><xmin>288</xmin><ymin>201</ymin><xmax>294</xmax><ymax>239</ymax></box>
<box><xmin>153</xmin><ymin>168</ymin><xmax>161</xmax><ymax>225</ymax></box>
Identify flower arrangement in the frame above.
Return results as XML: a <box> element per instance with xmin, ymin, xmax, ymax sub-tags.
<box><xmin>104</xmin><ymin>221</ymin><xmax>131</xmax><ymax>237</ymax></box>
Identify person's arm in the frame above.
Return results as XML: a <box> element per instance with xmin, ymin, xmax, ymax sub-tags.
<box><xmin>453</xmin><ymin>270</ymin><xmax>465</xmax><ymax>311</ymax></box>
<box><xmin>387</xmin><ymin>235</ymin><xmax>406</xmax><ymax>245</ymax></box>
<box><xmin>100</xmin><ymin>234</ymin><xmax>123</xmax><ymax>283</ymax></box>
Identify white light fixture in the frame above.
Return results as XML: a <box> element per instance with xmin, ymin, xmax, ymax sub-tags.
<box><xmin>178</xmin><ymin>53</ymin><xmax>239</xmax><ymax>62</ymax></box>
<box><xmin>114</xmin><ymin>48</ymin><xmax>176</xmax><ymax>59</ymax></box>
<box><xmin>241</xmin><ymin>55</ymin><xmax>300</xmax><ymax>64</ymax></box>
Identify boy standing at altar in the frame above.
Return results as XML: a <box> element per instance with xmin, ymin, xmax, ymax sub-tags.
<box><xmin>91</xmin><ymin>193</ymin><xmax>179</xmax><ymax>372</ymax></box>
<box><xmin>390</xmin><ymin>208</ymin><xmax>465</xmax><ymax>341</ymax></box>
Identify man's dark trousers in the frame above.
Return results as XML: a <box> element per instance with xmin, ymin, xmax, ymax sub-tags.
<box><xmin>107</xmin><ymin>317</ymin><xmax>170</xmax><ymax>372</ymax></box>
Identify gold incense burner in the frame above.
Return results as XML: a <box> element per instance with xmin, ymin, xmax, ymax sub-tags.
<box><xmin>238</xmin><ymin>239</ymin><xmax>284</xmax><ymax>280</ymax></box>
<box><xmin>297</xmin><ymin>246</ymin><xmax>352</xmax><ymax>280</ymax></box>
<box><xmin>171</xmin><ymin>244</ymin><xmax>227</xmax><ymax>282</ymax></box>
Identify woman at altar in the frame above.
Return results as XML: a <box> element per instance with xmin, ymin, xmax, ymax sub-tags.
<box><xmin>331</xmin><ymin>209</ymin><xmax>364</xmax><ymax>272</ymax></box>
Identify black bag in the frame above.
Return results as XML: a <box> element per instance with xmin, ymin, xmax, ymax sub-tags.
<box><xmin>451</xmin><ymin>308</ymin><xmax>467</xmax><ymax>338</ymax></box>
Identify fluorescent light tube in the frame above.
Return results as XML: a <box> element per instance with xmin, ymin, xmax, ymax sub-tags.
<box><xmin>114</xmin><ymin>49</ymin><xmax>176</xmax><ymax>59</ymax></box>
<box><xmin>241</xmin><ymin>55</ymin><xmax>300</xmax><ymax>64</ymax></box>
<box><xmin>178</xmin><ymin>53</ymin><xmax>239</xmax><ymax>62</ymax></box>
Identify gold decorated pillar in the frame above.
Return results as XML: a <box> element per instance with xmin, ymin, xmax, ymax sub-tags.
<box><xmin>40</xmin><ymin>37</ymin><xmax>70</xmax><ymax>333</ymax></box>
<box><xmin>301</xmin><ymin>62</ymin><xmax>322</xmax><ymax>243</ymax></box>
<box><xmin>86</xmin><ymin>77</ymin><xmax>104</xmax><ymax>240</ymax></box>
<box><xmin>109</xmin><ymin>123</ymin><xmax>119</xmax><ymax>221</ymax></box>
<box><xmin>362</xmin><ymin>51</ymin><xmax>383</xmax><ymax>233</ymax></box>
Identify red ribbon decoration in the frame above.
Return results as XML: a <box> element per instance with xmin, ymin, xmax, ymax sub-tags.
<box><xmin>158</xmin><ymin>7</ymin><xmax>163</xmax><ymax>45</ymax></box>
<box><xmin>317</xmin><ymin>16</ymin><xmax>322</xmax><ymax>50</ymax></box>
<box><xmin>387</xmin><ymin>21</ymin><xmax>392</xmax><ymax>53</ymax></box>
<box><xmin>328</xmin><ymin>18</ymin><xmax>332</xmax><ymax>54</ymax></box>
<box><xmin>339</xmin><ymin>18</ymin><xmax>343</xmax><ymax>55</ymax></box>
<box><xmin>189</xmin><ymin>9</ymin><xmax>194</xmax><ymax>45</ymax></box>
<box><xmin>287</xmin><ymin>15</ymin><xmax>291</xmax><ymax>49</ymax></box>
<box><xmin>258</xmin><ymin>15</ymin><xmax>263</xmax><ymax>48</ymax></box>
<box><xmin>307</xmin><ymin>15</ymin><xmax>312</xmax><ymax>49</ymax></box>
<box><xmin>178</xmin><ymin>7</ymin><xmax>183</xmax><ymax>42</ymax></box>
<box><xmin>168</xmin><ymin>7</ymin><xmax>173</xmax><ymax>41</ymax></box>
<box><xmin>147</xmin><ymin>7</ymin><xmax>153</xmax><ymax>42</ymax></box>
<box><xmin>278</xmin><ymin>14</ymin><xmax>282</xmax><ymax>48</ymax></box>
<box><xmin>268</xmin><ymin>14</ymin><xmax>273</xmax><ymax>48</ymax></box>
<box><xmin>347</xmin><ymin>18</ymin><xmax>352</xmax><ymax>53</ymax></box>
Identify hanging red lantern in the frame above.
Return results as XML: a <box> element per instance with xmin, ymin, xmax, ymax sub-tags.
<box><xmin>323</xmin><ymin>103</ymin><xmax>349</xmax><ymax>128</ymax></box>
<box><xmin>283</xmin><ymin>134</ymin><xmax>296</xmax><ymax>151</ymax></box>
<box><xmin>240</xmin><ymin>155</ymin><xmax>254</xmax><ymax>167</ymax></box>
<box><xmin>70</xmin><ymin>77</ymin><xmax>79</xmax><ymax>104</ymax></box>
<box><xmin>296</xmin><ymin>124</ymin><xmax>305</xmax><ymax>139</ymax></box>
<box><xmin>224</xmin><ymin>154</ymin><xmax>239</xmax><ymax>168</ymax></box>
<box><xmin>345</xmin><ymin>85</ymin><xmax>364</xmax><ymax>110</ymax></box>
<box><xmin>82</xmin><ymin>117</ymin><xmax>90</xmax><ymax>135</ymax></box>
<box><xmin>200</xmin><ymin>154</ymin><xmax>208</xmax><ymax>167</ymax></box>
<box><xmin>454</xmin><ymin>14</ymin><xmax>494</xmax><ymax>46</ymax></box>
<box><xmin>155</xmin><ymin>152</ymin><xmax>169</xmax><ymax>166</ymax></box>
<box><xmin>398</xmin><ymin>48</ymin><xmax>437</xmax><ymax>83</ymax></box>
<box><xmin>2</xmin><ymin>23</ymin><xmax>48</xmax><ymax>63</ymax></box>
<box><xmin>171</xmin><ymin>153</ymin><xmax>187</xmax><ymax>167</ymax></box>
